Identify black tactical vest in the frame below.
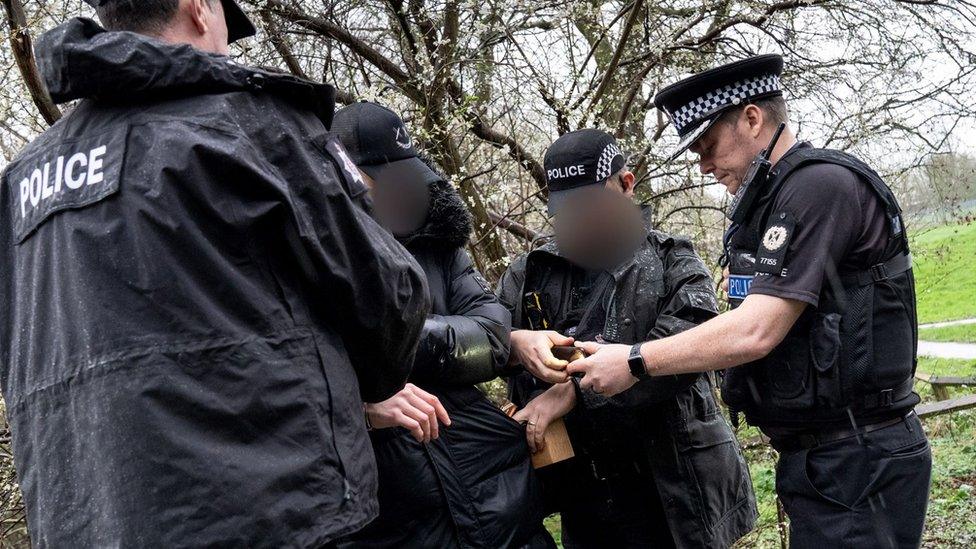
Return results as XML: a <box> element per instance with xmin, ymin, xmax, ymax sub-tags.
<box><xmin>721</xmin><ymin>146</ymin><xmax>918</xmax><ymax>428</ymax></box>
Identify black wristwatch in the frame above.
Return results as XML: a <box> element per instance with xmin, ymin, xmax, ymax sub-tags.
<box><xmin>628</xmin><ymin>343</ymin><xmax>649</xmax><ymax>380</ymax></box>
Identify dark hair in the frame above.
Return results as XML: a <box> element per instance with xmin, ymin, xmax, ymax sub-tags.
<box><xmin>97</xmin><ymin>0</ymin><xmax>208</xmax><ymax>35</ymax></box>
<box><xmin>720</xmin><ymin>95</ymin><xmax>789</xmax><ymax>127</ymax></box>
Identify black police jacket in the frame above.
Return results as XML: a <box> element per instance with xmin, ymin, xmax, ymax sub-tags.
<box><xmin>722</xmin><ymin>145</ymin><xmax>918</xmax><ymax>428</ymax></box>
<box><xmin>497</xmin><ymin>226</ymin><xmax>757</xmax><ymax>549</ymax></box>
<box><xmin>0</xmin><ymin>18</ymin><xmax>430</xmax><ymax>548</ymax></box>
<box><xmin>342</xmin><ymin>179</ymin><xmax>550</xmax><ymax>549</ymax></box>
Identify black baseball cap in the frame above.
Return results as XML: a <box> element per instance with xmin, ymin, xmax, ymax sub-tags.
<box><xmin>654</xmin><ymin>54</ymin><xmax>784</xmax><ymax>161</ymax></box>
<box><xmin>544</xmin><ymin>129</ymin><xmax>626</xmax><ymax>216</ymax></box>
<box><xmin>332</xmin><ymin>102</ymin><xmax>441</xmax><ymax>187</ymax></box>
<box><xmin>83</xmin><ymin>0</ymin><xmax>257</xmax><ymax>43</ymax></box>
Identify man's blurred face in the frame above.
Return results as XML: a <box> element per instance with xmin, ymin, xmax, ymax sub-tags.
<box><xmin>358</xmin><ymin>169</ymin><xmax>430</xmax><ymax>237</ymax></box>
<box><xmin>554</xmin><ymin>186</ymin><xmax>644</xmax><ymax>271</ymax></box>
<box><xmin>689</xmin><ymin>111</ymin><xmax>761</xmax><ymax>195</ymax></box>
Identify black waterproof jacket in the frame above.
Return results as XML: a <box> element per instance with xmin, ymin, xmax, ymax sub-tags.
<box><xmin>497</xmin><ymin>226</ymin><xmax>757</xmax><ymax>549</ymax></box>
<box><xmin>342</xmin><ymin>179</ymin><xmax>551</xmax><ymax>549</ymax></box>
<box><xmin>0</xmin><ymin>19</ymin><xmax>429</xmax><ymax>548</ymax></box>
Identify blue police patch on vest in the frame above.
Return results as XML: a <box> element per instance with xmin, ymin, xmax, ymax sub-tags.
<box><xmin>727</xmin><ymin>274</ymin><xmax>753</xmax><ymax>300</ymax></box>
<box><xmin>6</xmin><ymin>128</ymin><xmax>127</xmax><ymax>244</ymax></box>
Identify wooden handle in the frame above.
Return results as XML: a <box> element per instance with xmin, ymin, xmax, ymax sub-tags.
<box><xmin>530</xmin><ymin>417</ymin><xmax>575</xmax><ymax>469</ymax></box>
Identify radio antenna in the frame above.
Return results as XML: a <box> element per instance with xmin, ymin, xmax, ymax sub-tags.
<box><xmin>762</xmin><ymin>123</ymin><xmax>787</xmax><ymax>161</ymax></box>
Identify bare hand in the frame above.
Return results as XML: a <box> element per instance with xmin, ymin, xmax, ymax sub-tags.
<box><xmin>565</xmin><ymin>342</ymin><xmax>639</xmax><ymax>397</ymax></box>
<box><xmin>366</xmin><ymin>383</ymin><xmax>451</xmax><ymax>443</ymax></box>
<box><xmin>721</xmin><ymin>266</ymin><xmax>730</xmax><ymax>295</ymax></box>
<box><xmin>513</xmin><ymin>382</ymin><xmax>576</xmax><ymax>453</ymax></box>
<box><xmin>509</xmin><ymin>330</ymin><xmax>575</xmax><ymax>384</ymax></box>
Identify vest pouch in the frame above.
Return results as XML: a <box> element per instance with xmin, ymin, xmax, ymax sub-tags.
<box><xmin>871</xmin><ymin>276</ymin><xmax>916</xmax><ymax>391</ymax></box>
<box><xmin>810</xmin><ymin>312</ymin><xmax>845</xmax><ymax>407</ymax></box>
<box><xmin>719</xmin><ymin>364</ymin><xmax>757</xmax><ymax>411</ymax></box>
<box><xmin>764</xmin><ymin>332</ymin><xmax>816</xmax><ymax>409</ymax></box>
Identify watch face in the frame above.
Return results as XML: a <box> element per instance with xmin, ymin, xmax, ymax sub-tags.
<box><xmin>629</xmin><ymin>344</ymin><xmax>647</xmax><ymax>379</ymax></box>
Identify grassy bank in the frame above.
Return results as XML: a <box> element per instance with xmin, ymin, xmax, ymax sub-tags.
<box><xmin>911</xmin><ymin>221</ymin><xmax>976</xmax><ymax>324</ymax></box>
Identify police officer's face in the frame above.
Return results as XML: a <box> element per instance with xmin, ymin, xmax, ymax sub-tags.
<box><xmin>690</xmin><ymin>107</ymin><xmax>765</xmax><ymax>194</ymax></box>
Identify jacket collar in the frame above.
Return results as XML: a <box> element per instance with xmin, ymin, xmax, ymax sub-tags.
<box><xmin>397</xmin><ymin>178</ymin><xmax>473</xmax><ymax>250</ymax></box>
<box><xmin>37</xmin><ymin>18</ymin><xmax>335</xmax><ymax>125</ymax></box>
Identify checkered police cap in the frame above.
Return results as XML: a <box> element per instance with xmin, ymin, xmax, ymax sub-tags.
<box><xmin>544</xmin><ymin>128</ymin><xmax>627</xmax><ymax>216</ymax></box>
<box><xmin>654</xmin><ymin>54</ymin><xmax>785</xmax><ymax>161</ymax></box>
<box><xmin>596</xmin><ymin>141</ymin><xmax>623</xmax><ymax>182</ymax></box>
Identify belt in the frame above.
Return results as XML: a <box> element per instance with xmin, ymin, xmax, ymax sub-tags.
<box><xmin>769</xmin><ymin>411</ymin><xmax>915</xmax><ymax>451</ymax></box>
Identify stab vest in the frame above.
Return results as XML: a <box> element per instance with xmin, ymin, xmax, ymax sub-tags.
<box><xmin>722</xmin><ymin>147</ymin><xmax>918</xmax><ymax>427</ymax></box>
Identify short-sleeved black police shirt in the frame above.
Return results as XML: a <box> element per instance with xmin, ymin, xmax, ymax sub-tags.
<box><xmin>748</xmin><ymin>161</ymin><xmax>891</xmax><ymax>306</ymax></box>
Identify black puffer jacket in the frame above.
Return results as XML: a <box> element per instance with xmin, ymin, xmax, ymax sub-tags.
<box><xmin>0</xmin><ymin>19</ymin><xmax>429</xmax><ymax>548</ymax></box>
<box><xmin>342</xmin><ymin>178</ymin><xmax>552</xmax><ymax>549</ymax></box>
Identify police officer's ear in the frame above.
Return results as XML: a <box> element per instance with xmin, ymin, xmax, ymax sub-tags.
<box><xmin>188</xmin><ymin>0</ymin><xmax>209</xmax><ymax>34</ymax></box>
<box><xmin>607</xmin><ymin>170</ymin><xmax>637</xmax><ymax>199</ymax></box>
<box><xmin>742</xmin><ymin>104</ymin><xmax>766</xmax><ymax>140</ymax></box>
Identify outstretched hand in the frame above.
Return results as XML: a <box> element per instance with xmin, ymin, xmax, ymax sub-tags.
<box><xmin>565</xmin><ymin>341</ymin><xmax>639</xmax><ymax>397</ymax></box>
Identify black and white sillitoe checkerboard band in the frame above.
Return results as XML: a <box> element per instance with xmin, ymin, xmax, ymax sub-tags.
<box><xmin>596</xmin><ymin>142</ymin><xmax>622</xmax><ymax>181</ymax></box>
<box><xmin>671</xmin><ymin>74</ymin><xmax>781</xmax><ymax>133</ymax></box>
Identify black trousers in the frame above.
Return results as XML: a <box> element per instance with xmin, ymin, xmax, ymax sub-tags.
<box><xmin>558</xmin><ymin>464</ymin><xmax>675</xmax><ymax>549</ymax></box>
<box><xmin>772</xmin><ymin>413</ymin><xmax>931</xmax><ymax>548</ymax></box>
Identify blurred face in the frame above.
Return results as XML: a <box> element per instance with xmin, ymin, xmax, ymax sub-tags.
<box><xmin>689</xmin><ymin>107</ymin><xmax>765</xmax><ymax>195</ymax></box>
<box><xmin>554</xmin><ymin>186</ymin><xmax>645</xmax><ymax>271</ymax></box>
<box><xmin>358</xmin><ymin>170</ymin><xmax>430</xmax><ymax>237</ymax></box>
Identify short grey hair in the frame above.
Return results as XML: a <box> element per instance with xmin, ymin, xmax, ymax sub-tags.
<box><xmin>97</xmin><ymin>0</ymin><xmax>216</xmax><ymax>35</ymax></box>
<box><xmin>720</xmin><ymin>95</ymin><xmax>789</xmax><ymax>128</ymax></box>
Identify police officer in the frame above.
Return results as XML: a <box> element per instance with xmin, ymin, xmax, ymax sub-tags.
<box><xmin>498</xmin><ymin>129</ymin><xmax>756</xmax><ymax>548</ymax></box>
<box><xmin>566</xmin><ymin>55</ymin><xmax>931</xmax><ymax>548</ymax></box>
<box><xmin>0</xmin><ymin>2</ymin><xmax>429</xmax><ymax>547</ymax></box>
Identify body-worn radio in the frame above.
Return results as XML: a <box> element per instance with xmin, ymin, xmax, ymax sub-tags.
<box><xmin>727</xmin><ymin>122</ymin><xmax>787</xmax><ymax>225</ymax></box>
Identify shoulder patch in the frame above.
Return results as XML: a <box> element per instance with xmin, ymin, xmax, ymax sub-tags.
<box><xmin>755</xmin><ymin>212</ymin><xmax>796</xmax><ymax>276</ymax></box>
<box><xmin>6</xmin><ymin>128</ymin><xmax>127</xmax><ymax>244</ymax></box>
<box><xmin>321</xmin><ymin>135</ymin><xmax>369</xmax><ymax>199</ymax></box>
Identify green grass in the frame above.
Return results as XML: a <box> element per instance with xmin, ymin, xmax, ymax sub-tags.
<box><xmin>911</xmin><ymin>221</ymin><xmax>976</xmax><ymax>324</ymax></box>
<box><xmin>918</xmin><ymin>356</ymin><xmax>976</xmax><ymax>376</ymax></box>
<box><xmin>919</xmin><ymin>323</ymin><xmax>976</xmax><ymax>344</ymax></box>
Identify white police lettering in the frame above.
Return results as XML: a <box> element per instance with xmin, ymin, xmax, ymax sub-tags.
<box><xmin>727</xmin><ymin>274</ymin><xmax>753</xmax><ymax>300</ymax></box>
<box><xmin>547</xmin><ymin>164</ymin><xmax>586</xmax><ymax>180</ymax></box>
<box><xmin>18</xmin><ymin>145</ymin><xmax>108</xmax><ymax>219</ymax></box>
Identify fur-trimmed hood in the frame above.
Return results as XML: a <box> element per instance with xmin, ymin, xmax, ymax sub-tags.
<box><xmin>397</xmin><ymin>171</ymin><xmax>473</xmax><ymax>251</ymax></box>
